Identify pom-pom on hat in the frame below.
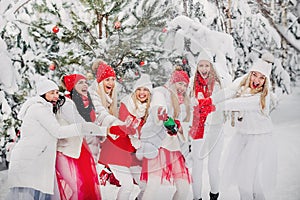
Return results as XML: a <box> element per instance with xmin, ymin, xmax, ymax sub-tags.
<box><xmin>197</xmin><ymin>50</ymin><xmax>213</xmax><ymax>64</ymax></box>
<box><xmin>36</xmin><ymin>76</ymin><xmax>59</xmax><ymax>95</ymax></box>
<box><xmin>133</xmin><ymin>74</ymin><xmax>153</xmax><ymax>93</ymax></box>
<box><xmin>96</xmin><ymin>62</ymin><xmax>116</xmax><ymax>83</ymax></box>
<box><xmin>250</xmin><ymin>59</ymin><xmax>272</xmax><ymax>78</ymax></box>
<box><xmin>62</xmin><ymin>74</ymin><xmax>86</xmax><ymax>92</ymax></box>
<box><xmin>170</xmin><ymin>66</ymin><xmax>190</xmax><ymax>84</ymax></box>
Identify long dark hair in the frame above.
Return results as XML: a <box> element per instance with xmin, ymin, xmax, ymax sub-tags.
<box><xmin>70</xmin><ymin>89</ymin><xmax>95</xmax><ymax>122</ymax></box>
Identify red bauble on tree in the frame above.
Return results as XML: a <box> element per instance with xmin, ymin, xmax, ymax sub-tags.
<box><xmin>49</xmin><ymin>63</ymin><xmax>56</xmax><ymax>71</ymax></box>
<box><xmin>114</xmin><ymin>21</ymin><xmax>121</xmax><ymax>29</ymax></box>
<box><xmin>52</xmin><ymin>25</ymin><xmax>59</xmax><ymax>34</ymax></box>
<box><xmin>139</xmin><ymin>60</ymin><xmax>145</xmax><ymax>67</ymax></box>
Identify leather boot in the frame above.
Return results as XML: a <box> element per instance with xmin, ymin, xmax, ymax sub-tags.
<box><xmin>209</xmin><ymin>192</ymin><xmax>219</xmax><ymax>200</ymax></box>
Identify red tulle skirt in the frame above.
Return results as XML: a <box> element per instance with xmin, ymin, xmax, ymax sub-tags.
<box><xmin>140</xmin><ymin>147</ymin><xmax>191</xmax><ymax>184</ymax></box>
<box><xmin>56</xmin><ymin>140</ymin><xmax>101</xmax><ymax>200</ymax></box>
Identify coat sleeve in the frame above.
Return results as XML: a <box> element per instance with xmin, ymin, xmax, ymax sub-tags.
<box><xmin>33</xmin><ymin>104</ymin><xmax>84</xmax><ymax>139</ymax></box>
<box><xmin>218</xmin><ymin>94</ymin><xmax>261</xmax><ymax>112</ymax></box>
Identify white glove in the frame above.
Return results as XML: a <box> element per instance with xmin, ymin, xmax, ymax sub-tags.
<box><xmin>81</xmin><ymin>122</ymin><xmax>107</xmax><ymax>136</ymax></box>
<box><xmin>130</xmin><ymin>137</ymin><xmax>141</xmax><ymax>149</ymax></box>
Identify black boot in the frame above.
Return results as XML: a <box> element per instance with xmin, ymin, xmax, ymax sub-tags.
<box><xmin>209</xmin><ymin>192</ymin><xmax>219</xmax><ymax>200</ymax></box>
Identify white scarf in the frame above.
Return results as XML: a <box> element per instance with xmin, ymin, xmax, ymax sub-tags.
<box><xmin>122</xmin><ymin>95</ymin><xmax>147</xmax><ymax>118</ymax></box>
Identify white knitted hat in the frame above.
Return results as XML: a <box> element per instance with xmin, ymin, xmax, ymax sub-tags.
<box><xmin>133</xmin><ymin>74</ymin><xmax>153</xmax><ymax>93</ymax></box>
<box><xmin>197</xmin><ymin>50</ymin><xmax>213</xmax><ymax>64</ymax></box>
<box><xmin>36</xmin><ymin>76</ymin><xmax>59</xmax><ymax>95</ymax></box>
<box><xmin>250</xmin><ymin>59</ymin><xmax>272</xmax><ymax>78</ymax></box>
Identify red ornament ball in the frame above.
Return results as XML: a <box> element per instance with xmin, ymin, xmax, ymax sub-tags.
<box><xmin>49</xmin><ymin>63</ymin><xmax>56</xmax><ymax>71</ymax></box>
<box><xmin>114</xmin><ymin>21</ymin><xmax>121</xmax><ymax>29</ymax></box>
<box><xmin>52</xmin><ymin>25</ymin><xmax>59</xmax><ymax>33</ymax></box>
<box><xmin>139</xmin><ymin>61</ymin><xmax>145</xmax><ymax>66</ymax></box>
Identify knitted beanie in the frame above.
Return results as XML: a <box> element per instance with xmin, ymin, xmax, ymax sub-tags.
<box><xmin>133</xmin><ymin>74</ymin><xmax>153</xmax><ymax>93</ymax></box>
<box><xmin>170</xmin><ymin>68</ymin><xmax>189</xmax><ymax>84</ymax></box>
<box><xmin>197</xmin><ymin>50</ymin><xmax>213</xmax><ymax>64</ymax></box>
<box><xmin>62</xmin><ymin>74</ymin><xmax>86</xmax><ymax>92</ymax></box>
<box><xmin>96</xmin><ymin>62</ymin><xmax>116</xmax><ymax>83</ymax></box>
<box><xmin>36</xmin><ymin>77</ymin><xmax>59</xmax><ymax>95</ymax></box>
<box><xmin>250</xmin><ymin>59</ymin><xmax>272</xmax><ymax>78</ymax></box>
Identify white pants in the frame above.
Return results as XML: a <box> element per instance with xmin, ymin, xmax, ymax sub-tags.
<box><xmin>191</xmin><ymin>125</ymin><xmax>224</xmax><ymax>199</ymax></box>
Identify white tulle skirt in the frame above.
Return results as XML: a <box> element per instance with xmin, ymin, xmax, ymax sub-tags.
<box><xmin>221</xmin><ymin>132</ymin><xmax>277</xmax><ymax>196</ymax></box>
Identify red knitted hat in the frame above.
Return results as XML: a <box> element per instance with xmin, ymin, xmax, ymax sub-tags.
<box><xmin>170</xmin><ymin>69</ymin><xmax>189</xmax><ymax>84</ymax></box>
<box><xmin>63</xmin><ymin>74</ymin><xmax>86</xmax><ymax>92</ymax></box>
<box><xmin>96</xmin><ymin>63</ymin><xmax>116</xmax><ymax>83</ymax></box>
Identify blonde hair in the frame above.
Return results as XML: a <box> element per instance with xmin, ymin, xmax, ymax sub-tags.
<box><xmin>168</xmin><ymin>83</ymin><xmax>191</xmax><ymax>122</ymax></box>
<box><xmin>96</xmin><ymin>81</ymin><xmax>118</xmax><ymax>117</ymax></box>
<box><xmin>237</xmin><ymin>72</ymin><xmax>269</xmax><ymax>111</ymax></box>
<box><xmin>131</xmin><ymin>92</ymin><xmax>151</xmax><ymax>122</ymax></box>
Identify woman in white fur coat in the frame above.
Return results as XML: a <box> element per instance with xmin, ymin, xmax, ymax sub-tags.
<box><xmin>137</xmin><ymin>67</ymin><xmax>191</xmax><ymax>200</ymax></box>
<box><xmin>7</xmin><ymin>77</ymin><xmax>104</xmax><ymax>200</ymax></box>
<box><xmin>212</xmin><ymin>59</ymin><xmax>277</xmax><ymax>200</ymax></box>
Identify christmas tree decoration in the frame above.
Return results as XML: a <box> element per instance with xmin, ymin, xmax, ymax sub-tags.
<box><xmin>159</xmin><ymin>33</ymin><xmax>166</xmax><ymax>42</ymax></box>
<box><xmin>139</xmin><ymin>60</ymin><xmax>145</xmax><ymax>66</ymax></box>
<box><xmin>49</xmin><ymin>63</ymin><xmax>56</xmax><ymax>71</ymax></box>
<box><xmin>114</xmin><ymin>21</ymin><xmax>121</xmax><ymax>29</ymax></box>
<box><xmin>52</xmin><ymin>25</ymin><xmax>59</xmax><ymax>33</ymax></box>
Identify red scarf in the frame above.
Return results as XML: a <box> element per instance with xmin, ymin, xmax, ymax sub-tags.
<box><xmin>82</xmin><ymin>95</ymin><xmax>96</xmax><ymax>122</ymax></box>
<box><xmin>194</xmin><ymin>73</ymin><xmax>215</xmax><ymax>98</ymax></box>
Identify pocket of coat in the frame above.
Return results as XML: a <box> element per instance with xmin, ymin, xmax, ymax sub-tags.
<box><xmin>11</xmin><ymin>145</ymin><xmax>47</xmax><ymax>161</ymax></box>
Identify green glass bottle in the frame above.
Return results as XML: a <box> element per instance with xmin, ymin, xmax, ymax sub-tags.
<box><xmin>163</xmin><ymin>117</ymin><xmax>178</xmax><ymax>135</ymax></box>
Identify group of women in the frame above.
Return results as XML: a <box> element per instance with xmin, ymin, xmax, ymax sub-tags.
<box><xmin>6</xmin><ymin>50</ymin><xmax>277</xmax><ymax>200</ymax></box>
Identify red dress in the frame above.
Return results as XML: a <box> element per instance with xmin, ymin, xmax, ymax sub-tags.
<box><xmin>99</xmin><ymin>103</ymin><xmax>144</xmax><ymax>167</ymax></box>
<box><xmin>56</xmin><ymin>95</ymin><xmax>101</xmax><ymax>200</ymax></box>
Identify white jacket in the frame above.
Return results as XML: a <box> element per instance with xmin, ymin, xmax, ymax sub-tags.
<box><xmin>56</xmin><ymin>98</ymin><xmax>107</xmax><ymax>158</ymax></box>
<box><xmin>212</xmin><ymin>78</ymin><xmax>273</xmax><ymax>135</ymax></box>
<box><xmin>8</xmin><ymin>97</ymin><xmax>92</xmax><ymax>194</ymax></box>
<box><xmin>137</xmin><ymin>86</ymin><xmax>189</xmax><ymax>160</ymax></box>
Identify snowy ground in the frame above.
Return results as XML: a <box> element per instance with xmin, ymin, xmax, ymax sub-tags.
<box><xmin>0</xmin><ymin>83</ymin><xmax>300</xmax><ymax>200</ymax></box>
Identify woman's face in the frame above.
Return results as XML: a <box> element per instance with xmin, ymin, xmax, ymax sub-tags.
<box><xmin>174</xmin><ymin>81</ymin><xmax>188</xmax><ymax>95</ymax></box>
<box><xmin>250</xmin><ymin>71</ymin><xmax>266</xmax><ymax>89</ymax></box>
<box><xmin>102</xmin><ymin>77</ymin><xmax>116</xmax><ymax>94</ymax></box>
<box><xmin>74</xmin><ymin>78</ymin><xmax>88</xmax><ymax>97</ymax></box>
<box><xmin>135</xmin><ymin>87</ymin><xmax>150</xmax><ymax>103</ymax></box>
<box><xmin>45</xmin><ymin>89</ymin><xmax>59</xmax><ymax>103</ymax></box>
<box><xmin>197</xmin><ymin>60</ymin><xmax>212</xmax><ymax>79</ymax></box>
